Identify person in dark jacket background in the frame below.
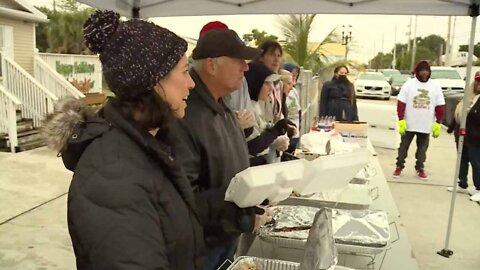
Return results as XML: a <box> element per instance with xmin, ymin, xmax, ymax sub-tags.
<box><xmin>464</xmin><ymin>76</ymin><xmax>480</xmax><ymax>201</ymax></box>
<box><xmin>319</xmin><ymin>65</ymin><xmax>359</xmax><ymax>121</ymax></box>
<box><xmin>447</xmin><ymin>75</ymin><xmax>480</xmax><ymax>195</ymax></box>
<box><xmin>169</xmin><ymin>29</ymin><xmax>272</xmax><ymax>270</ymax></box>
<box><xmin>42</xmin><ymin>10</ymin><xmax>204</xmax><ymax>270</ymax></box>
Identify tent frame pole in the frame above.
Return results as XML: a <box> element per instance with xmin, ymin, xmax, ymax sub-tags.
<box><xmin>437</xmin><ymin>2</ymin><xmax>479</xmax><ymax>259</ymax></box>
<box><xmin>132</xmin><ymin>0</ymin><xmax>140</xmax><ymax>18</ymax></box>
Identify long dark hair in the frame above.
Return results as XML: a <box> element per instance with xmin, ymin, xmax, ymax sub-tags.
<box><xmin>256</xmin><ymin>41</ymin><xmax>283</xmax><ymax>61</ymax></box>
<box><xmin>332</xmin><ymin>65</ymin><xmax>355</xmax><ymax>105</ymax></box>
<box><xmin>110</xmin><ymin>89</ymin><xmax>174</xmax><ymax>141</ymax></box>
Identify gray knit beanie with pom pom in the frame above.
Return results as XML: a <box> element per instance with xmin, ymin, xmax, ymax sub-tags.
<box><xmin>83</xmin><ymin>10</ymin><xmax>187</xmax><ymax>100</ymax></box>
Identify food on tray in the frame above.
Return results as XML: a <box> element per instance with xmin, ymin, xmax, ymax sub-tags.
<box><xmin>256</xmin><ymin>205</ymin><xmax>319</xmax><ymax>239</ymax></box>
<box><xmin>235</xmin><ymin>262</ymin><xmax>260</xmax><ymax>270</ymax></box>
<box><xmin>272</xmin><ymin>225</ymin><xmax>311</xmax><ymax>232</ymax></box>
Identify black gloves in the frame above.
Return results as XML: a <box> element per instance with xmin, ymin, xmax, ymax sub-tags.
<box><xmin>220</xmin><ymin>201</ymin><xmax>264</xmax><ymax>233</ymax></box>
<box><xmin>272</xmin><ymin>119</ymin><xmax>289</xmax><ymax>136</ymax></box>
<box><xmin>286</xmin><ymin>120</ymin><xmax>297</xmax><ymax>137</ymax></box>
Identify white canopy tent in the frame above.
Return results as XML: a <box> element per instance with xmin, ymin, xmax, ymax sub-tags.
<box><xmin>79</xmin><ymin>0</ymin><xmax>480</xmax><ymax>259</ymax></box>
<box><xmin>79</xmin><ymin>0</ymin><xmax>474</xmax><ymax>17</ymax></box>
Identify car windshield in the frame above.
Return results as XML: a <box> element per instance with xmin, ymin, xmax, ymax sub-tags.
<box><xmin>391</xmin><ymin>75</ymin><xmax>410</xmax><ymax>84</ymax></box>
<box><xmin>430</xmin><ymin>70</ymin><xmax>461</xmax><ymax>80</ymax></box>
<box><xmin>382</xmin><ymin>70</ymin><xmax>401</xmax><ymax>76</ymax></box>
<box><xmin>358</xmin><ymin>73</ymin><xmax>385</xmax><ymax>81</ymax></box>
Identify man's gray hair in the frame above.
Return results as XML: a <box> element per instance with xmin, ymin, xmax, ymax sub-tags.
<box><xmin>192</xmin><ymin>57</ymin><xmax>226</xmax><ymax>74</ymax></box>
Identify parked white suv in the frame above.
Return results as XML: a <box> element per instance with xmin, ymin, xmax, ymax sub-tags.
<box><xmin>430</xmin><ymin>67</ymin><xmax>465</xmax><ymax>94</ymax></box>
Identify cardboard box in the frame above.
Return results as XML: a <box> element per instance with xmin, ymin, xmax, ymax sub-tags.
<box><xmin>335</xmin><ymin>121</ymin><xmax>368</xmax><ymax>147</ymax></box>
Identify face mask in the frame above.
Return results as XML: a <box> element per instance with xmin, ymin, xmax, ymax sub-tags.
<box><xmin>337</xmin><ymin>75</ymin><xmax>348</xmax><ymax>83</ymax></box>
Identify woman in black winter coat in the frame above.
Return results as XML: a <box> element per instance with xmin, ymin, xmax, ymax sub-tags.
<box><xmin>43</xmin><ymin>10</ymin><xmax>204</xmax><ymax>270</ymax></box>
<box><xmin>319</xmin><ymin>65</ymin><xmax>359</xmax><ymax>121</ymax></box>
<box><xmin>464</xmin><ymin>78</ymin><xmax>480</xmax><ymax>201</ymax></box>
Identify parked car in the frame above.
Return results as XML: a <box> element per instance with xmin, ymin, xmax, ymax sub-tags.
<box><xmin>389</xmin><ymin>74</ymin><xmax>411</xmax><ymax>96</ymax></box>
<box><xmin>430</xmin><ymin>66</ymin><xmax>465</xmax><ymax>94</ymax></box>
<box><xmin>381</xmin><ymin>69</ymin><xmax>401</xmax><ymax>82</ymax></box>
<box><xmin>354</xmin><ymin>72</ymin><xmax>391</xmax><ymax>100</ymax></box>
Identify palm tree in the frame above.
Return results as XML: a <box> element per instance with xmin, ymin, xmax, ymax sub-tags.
<box><xmin>279</xmin><ymin>14</ymin><xmax>341</xmax><ymax>72</ymax></box>
<box><xmin>46</xmin><ymin>8</ymin><xmax>94</xmax><ymax>54</ymax></box>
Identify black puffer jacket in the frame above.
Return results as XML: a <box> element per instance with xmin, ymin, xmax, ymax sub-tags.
<box><xmin>44</xmin><ymin>99</ymin><xmax>204</xmax><ymax>270</ymax></box>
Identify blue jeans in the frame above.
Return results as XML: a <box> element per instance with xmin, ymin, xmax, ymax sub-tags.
<box><xmin>468</xmin><ymin>146</ymin><xmax>480</xmax><ymax>191</ymax></box>
<box><xmin>203</xmin><ymin>241</ymin><xmax>237</xmax><ymax>270</ymax></box>
<box><xmin>458</xmin><ymin>145</ymin><xmax>470</xmax><ymax>189</ymax></box>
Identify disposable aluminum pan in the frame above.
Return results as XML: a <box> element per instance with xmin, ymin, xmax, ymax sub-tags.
<box><xmin>226</xmin><ymin>257</ymin><xmax>356</xmax><ymax>270</ymax></box>
<box><xmin>332</xmin><ymin>209</ymin><xmax>390</xmax><ymax>248</ymax></box>
<box><xmin>332</xmin><ymin>209</ymin><xmax>390</xmax><ymax>255</ymax></box>
<box><xmin>282</xmin><ymin>184</ymin><xmax>379</xmax><ymax>210</ymax></box>
<box><xmin>257</xmin><ymin>207</ymin><xmax>390</xmax><ymax>255</ymax></box>
<box><xmin>256</xmin><ymin>206</ymin><xmax>319</xmax><ymax>240</ymax></box>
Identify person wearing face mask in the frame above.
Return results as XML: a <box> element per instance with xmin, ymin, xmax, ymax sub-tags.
<box><xmin>393</xmin><ymin>60</ymin><xmax>445</xmax><ymax>180</ymax></box>
<box><xmin>319</xmin><ymin>65</ymin><xmax>359</xmax><ymax>121</ymax></box>
<box><xmin>447</xmin><ymin>72</ymin><xmax>480</xmax><ymax>200</ymax></box>
<box><xmin>42</xmin><ymin>10</ymin><xmax>204</xmax><ymax>269</ymax></box>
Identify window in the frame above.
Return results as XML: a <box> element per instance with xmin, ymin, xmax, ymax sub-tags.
<box><xmin>431</xmin><ymin>70</ymin><xmax>461</xmax><ymax>80</ymax></box>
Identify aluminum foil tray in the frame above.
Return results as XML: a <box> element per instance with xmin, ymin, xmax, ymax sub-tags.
<box><xmin>332</xmin><ymin>209</ymin><xmax>390</xmax><ymax>249</ymax></box>
<box><xmin>226</xmin><ymin>256</ymin><xmax>356</xmax><ymax>270</ymax></box>
<box><xmin>256</xmin><ymin>205</ymin><xmax>319</xmax><ymax>239</ymax></box>
<box><xmin>257</xmin><ymin>207</ymin><xmax>390</xmax><ymax>255</ymax></box>
<box><xmin>282</xmin><ymin>184</ymin><xmax>378</xmax><ymax>210</ymax></box>
<box><xmin>226</xmin><ymin>256</ymin><xmax>298</xmax><ymax>270</ymax></box>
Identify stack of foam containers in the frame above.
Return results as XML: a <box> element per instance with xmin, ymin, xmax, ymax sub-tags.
<box><xmin>225</xmin><ymin>149</ymin><xmax>370</xmax><ymax>208</ymax></box>
<box><xmin>294</xmin><ymin>149</ymin><xmax>370</xmax><ymax>194</ymax></box>
<box><xmin>357</xmin><ymin>102</ymin><xmax>400</xmax><ymax>149</ymax></box>
<box><xmin>225</xmin><ymin>159</ymin><xmax>306</xmax><ymax>208</ymax></box>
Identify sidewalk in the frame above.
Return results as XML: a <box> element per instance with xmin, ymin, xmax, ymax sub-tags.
<box><xmin>0</xmin><ymin>129</ymin><xmax>479</xmax><ymax>269</ymax></box>
<box><xmin>376</xmin><ymin>128</ymin><xmax>480</xmax><ymax>270</ymax></box>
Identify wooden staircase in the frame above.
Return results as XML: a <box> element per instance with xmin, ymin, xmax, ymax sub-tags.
<box><xmin>0</xmin><ymin>109</ymin><xmax>45</xmax><ymax>152</ymax></box>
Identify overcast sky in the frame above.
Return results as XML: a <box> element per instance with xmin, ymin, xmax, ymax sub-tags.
<box><xmin>32</xmin><ymin>0</ymin><xmax>480</xmax><ymax>63</ymax></box>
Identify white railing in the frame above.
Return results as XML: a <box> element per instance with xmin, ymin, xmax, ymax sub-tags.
<box><xmin>1</xmin><ymin>55</ymin><xmax>58</xmax><ymax>128</ymax></box>
<box><xmin>34</xmin><ymin>56</ymin><xmax>85</xmax><ymax>99</ymax></box>
<box><xmin>37</xmin><ymin>52</ymin><xmax>102</xmax><ymax>93</ymax></box>
<box><xmin>0</xmin><ymin>84</ymin><xmax>21</xmax><ymax>152</ymax></box>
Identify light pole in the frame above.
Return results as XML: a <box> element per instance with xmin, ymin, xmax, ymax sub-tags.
<box><xmin>342</xmin><ymin>25</ymin><xmax>352</xmax><ymax>61</ymax></box>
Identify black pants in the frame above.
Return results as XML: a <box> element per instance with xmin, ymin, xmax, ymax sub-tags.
<box><xmin>396</xmin><ymin>131</ymin><xmax>430</xmax><ymax>170</ymax></box>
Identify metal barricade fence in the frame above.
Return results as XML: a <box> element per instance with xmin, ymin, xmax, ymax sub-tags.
<box><xmin>298</xmin><ymin>69</ymin><xmax>321</xmax><ymax>135</ymax></box>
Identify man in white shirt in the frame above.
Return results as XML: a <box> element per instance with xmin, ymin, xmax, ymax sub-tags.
<box><xmin>393</xmin><ymin>60</ymin><xmax>445</xmax><ymax>180</ymax></box>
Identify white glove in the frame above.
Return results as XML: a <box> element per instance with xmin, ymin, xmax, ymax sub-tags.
<box><xmin>254</xmin><ymin>206</ymin><xmax>273</xmax><ymax>230</ymax></box>
<box><xmin>271</xmin><ymin>135</ymin><xmax>290</xmax><ymax>152</ymax></box>
<box><xmin>236</xmin><ymin>110</ymin><xmax>255</xmax><ymax>130</ymax></box>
